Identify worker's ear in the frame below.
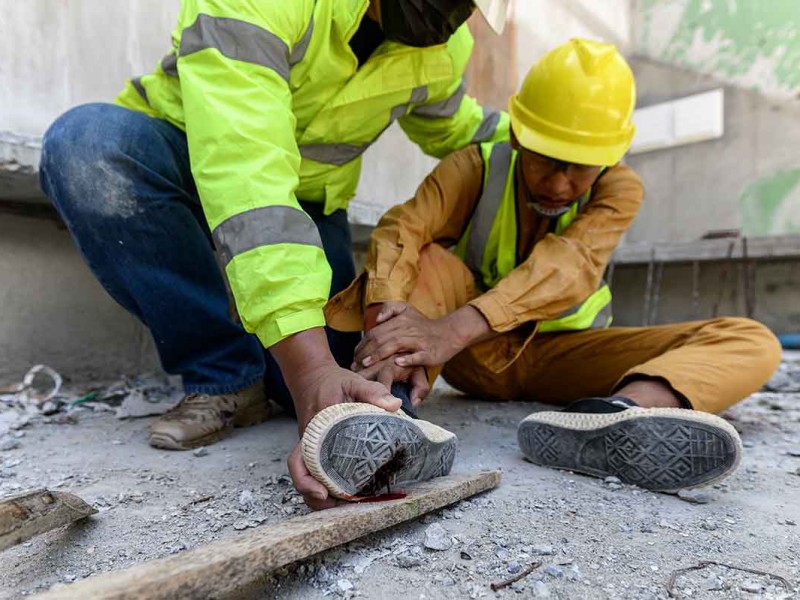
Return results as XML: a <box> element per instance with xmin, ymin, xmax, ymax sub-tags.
<box><xmin>509</xmin><ymin>128</ymin><xmax>520</xmax><ymax>151</ymax></box>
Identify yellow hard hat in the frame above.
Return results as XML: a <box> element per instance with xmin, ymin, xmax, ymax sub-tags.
<box><xmin>509</xmin><ymin>38</ymin><xmax>637</xmax><ymax>166</ymax></box>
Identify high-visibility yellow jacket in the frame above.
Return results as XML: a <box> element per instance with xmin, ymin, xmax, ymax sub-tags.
<box><xmin>453</xmin><ymin>142</ymin><xmax>613</xmax><ymax>332</ymax></box>
<box><xmin>116</xmin><ymin>0</ymin><xmax>509</xmax><ymax>347</ymax></box>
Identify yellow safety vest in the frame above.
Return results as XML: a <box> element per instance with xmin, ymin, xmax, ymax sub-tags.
<box><xmin>454</xmin><ymin>142</ymin><xmax>612</xmax><ymax>333</ymax></box>
<box><xmin>115</xmin><ymin>0</ymin><xmax>508</xmax><ymax>348</ymax></box>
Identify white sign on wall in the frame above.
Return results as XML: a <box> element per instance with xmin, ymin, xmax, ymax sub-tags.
<box><xmin>630</xmin><ymin>89</ymin><xmax>725</xmax><ymax>155</ymax></box>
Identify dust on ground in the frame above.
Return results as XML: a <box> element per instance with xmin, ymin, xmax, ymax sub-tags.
<box><xmin>1</xmin><ymin>360</ymin><xmax>799</xmax><ymax>599</ymax></box>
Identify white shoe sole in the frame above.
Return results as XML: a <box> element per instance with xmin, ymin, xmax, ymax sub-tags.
<box><xmin>518</xmin><ymin>408</ymin><xmax>742</xmax><ymax>492</ymax></box>
<box><xmin>302</xmin><ymin>404</ymin><xmax>457</xmax><ymax>500</ymax></box>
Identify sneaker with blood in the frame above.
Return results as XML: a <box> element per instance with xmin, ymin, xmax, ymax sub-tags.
<box><xmin>301</xmin><ymin>386</ymin><xmax>457</xmax><ymax>500</ymax></box>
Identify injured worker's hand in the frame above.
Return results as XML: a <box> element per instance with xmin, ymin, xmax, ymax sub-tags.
<box><xmin>354</xmin><ymin>302</ymin><xmax>464</xmax><ymax>370</ymax></box>
<box><xmin>355</xmin><ymin>358</ymin><xmax>431</xmax><ymax>407</ymax></box>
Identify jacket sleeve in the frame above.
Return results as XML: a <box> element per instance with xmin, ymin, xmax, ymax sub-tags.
<box><xmin>469</xmin><ymin>165</ymin><xmax>645</xmax><ymax>332</ymax></box>
<box><xmin>363</xmin><ymin>146</ymin><xmax>485</xmax><ymax>304</ymax></box>
<box><xmin>397</xmin><ymin>26</ymin><xmax>509</xmax><ymax>158</ymax></box>
<box><xmin>176</xmin><ymin>0</ymin><xmax>330</xmax><ymax>348</ymax></box>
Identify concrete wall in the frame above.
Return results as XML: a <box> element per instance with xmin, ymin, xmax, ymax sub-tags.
<box><xmin>611</xmin><ymin>259</ymin><xmax>800</xmax><ymax>334</ymax></box>
<box><xmin>0</xmin><ymin>215</ymin><xmax>159</xmax><ymax>382</ymax></box>
<box><xmin>625</xmin><ymin>58</ymin><xmax>800</xmax><ymax>243</ymax></box>
<box><xmin>635</xmin><ymin>0</ymin><xmax>800</xmax><ymax>101</ymax></box>
<box><xmin>0</xmin><ymin>0</ymin><xmax>179</xmax><ymax>136</ymax></box>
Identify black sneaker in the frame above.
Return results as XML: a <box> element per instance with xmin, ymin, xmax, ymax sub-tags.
<box><xmin>517</xmin><ymin>397</ymin><xmax>742</xmax><ymax>492</ymax></box>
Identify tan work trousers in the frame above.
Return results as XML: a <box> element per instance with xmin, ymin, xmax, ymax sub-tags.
<box><xmin>401</xmin><ymin>245</ymin><xmax>781</xmax><ymax>415</ymax></box>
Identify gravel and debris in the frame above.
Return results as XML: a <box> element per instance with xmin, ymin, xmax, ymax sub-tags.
<box><xmin>1</xmin><ymin>356</ymin><xmax>800</xmax><ymax>599</ymax></box>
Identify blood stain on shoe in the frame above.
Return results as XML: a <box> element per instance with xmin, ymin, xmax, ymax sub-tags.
<box><xmin>355</xmin><ymin>447</ymin><xmax>408</xmax><ymax>497</ymax></box>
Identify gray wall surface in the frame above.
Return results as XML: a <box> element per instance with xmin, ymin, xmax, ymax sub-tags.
<box><xmin>0</xmin><ymin>215</ymin><xmax>159</xmax><ymax>383</ymax></box>
<box><xmin>625</xmin><ymin>58</ymin><xmax>800</xmax><ymax>244</ymax></box>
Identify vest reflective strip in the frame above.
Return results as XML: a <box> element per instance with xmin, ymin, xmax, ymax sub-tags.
<box><xmin>471</xmin><ymin>107</ymin><xmax>501</xmax><ymax>143</ymax></box>
<box><xmin>180</xmin><ymin>14</ymin><xmax>291</xmax><ymax>82</ymax></box>
<box><xmin>298</xmin><ymin>142</ymin><xmax>368</xmax><ymax>167</ymax></box>
<box><xmin>464</xmin><ymin>143</ymin><xmax>513</xmax><ymax>280</ymax></box>
<box><xmin>411</xmin><ymin>79</ymin><xmax>466</xmax><ymax>119</ymax></box>
<box><xmin>537</xmin><ymin>284</ymin><xmax>613</xmax><ymax>333</ymax></box>
<box><xmin>131</xmin><ymin>77</ymin><xmax>149</xmax><ymax>104</ymax></box>
<box><xmin>213</xmin><ymin>205</ymin><xmax>323</xmax><ymax>266</ymax></box>
<box><xmin>290</xmin><ymin>18</ymin><xmax>314</xmax><ymax>66</ymax></box>
<box><xmin>299</xmin><ymin>86</ymin><xmax>429</xmax><ymax>166</ymax></box>
<box><xmin>161</xmin><ymin>53</ymin><xmax>178</xmax><ymax>77</ymax></box>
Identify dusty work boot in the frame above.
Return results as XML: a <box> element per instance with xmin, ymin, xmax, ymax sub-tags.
<box><xmin>301</xmin><ymin>403</ymin><xmax>457</xmax><ymax>500</ymax></box>
<box><xmin>149</xmin><ymin>380</ymin><xmax>276</xmax><ymax>450</ymax></box>
<box><xmin>517</xmin><ymin>397</ymin><xmax>743</xmax><ymax>492</ymax></box>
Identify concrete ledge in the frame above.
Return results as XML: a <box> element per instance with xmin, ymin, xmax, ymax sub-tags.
<box><xmin>612</xmin><ymin>235</ymin><xmax>800</xmax><ymax>265</ymax></box>
<box><xmin>0</xmin><ymin>132</ymin><xmax>44</xmax><ymax>202</ymax></box>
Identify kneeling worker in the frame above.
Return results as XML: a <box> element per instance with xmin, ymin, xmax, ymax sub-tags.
<box><xmin>299</xmin><ymin>39</ymin><xmax>781</xmax><ymax>501</ymax></box>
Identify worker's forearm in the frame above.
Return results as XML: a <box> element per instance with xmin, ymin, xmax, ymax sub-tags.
<box><xmin>270</xmin><ymin>327</ymin><xmax>336</xmax><ymax>395</ymax></box>
<box><xmin>440</xmin><ymin>304</ymin><xmax>495</xmax><ymax>353</ymax></box>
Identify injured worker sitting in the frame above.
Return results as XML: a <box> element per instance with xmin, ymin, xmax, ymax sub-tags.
<box><xmin>298</xmin><ymin>39</ymin><xmax>781</xmax><ymax>503</ymax></box>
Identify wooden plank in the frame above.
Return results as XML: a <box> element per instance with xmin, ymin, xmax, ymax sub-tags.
<box><xmin>34</xmin><ymin>471</ymin><xmax>501</xmax><ymax>600</ymax></box>
<box><xmin>0</xmin><ymin>489</ymin><xmax>97</xmax><ymax>552</ymax></box>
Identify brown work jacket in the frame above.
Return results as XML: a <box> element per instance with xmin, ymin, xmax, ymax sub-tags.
<box><xmin>326</xmin><ymin>144</ymin><xmax>644</xmax><ymax>368</ymax></box>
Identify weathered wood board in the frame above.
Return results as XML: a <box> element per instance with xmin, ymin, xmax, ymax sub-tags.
<box><xmin>34</xmin><ymin>471</ymin><xmax>501</xmax><ymax>600</ymax></box>
<box><xmin>0</xmin><ymin>489</ymin><xmax>97</xmax><ymax>552</ymax></box>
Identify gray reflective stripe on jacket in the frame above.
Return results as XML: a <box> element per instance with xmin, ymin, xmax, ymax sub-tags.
<box><xmin>471</xmin><ymin>107</ymin><xmax>501</xmax><ymax>143</ymax></box>
<box><xmin>299</xmin><ymin>86</ymin><xmax>429</xmax><ymax>165</ymax></box>
<box><xmin>161</xmin><ymin>53</ymin><xmax>178</xmax><ymax>77</ymax></box>
<box><xmin>411</xmin><ymin>79</ymin><xmax>466</xmax><ymax>119</ymax></box>
<box><xmin>131</xmin><ymin>77</ymin><xmax>149</xmax><ymax>103</ymax></box>
<box><xmin>180</xmin><ymin>14</ymin><xmax>292</xmax><ymax>81</ymax></box>
<box><xmin>213</xmin><ymin>205</ymin><xmax>323</xmax><ymax>266</ymax></box>
<box><xmin>162</xmin><ymin>17</ymin><xmax>312</xmax><ymax>79</ymax></box>
<box><xmin>464</xmin><ymin>142</ymin><xmax>513</xmax><ymax>283</ymax></box>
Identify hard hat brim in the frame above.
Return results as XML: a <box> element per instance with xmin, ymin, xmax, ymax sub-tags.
<box><xmin>509</xmin><ymin>95</ymin><xmax>636</xmax><ymax>167</ymax></box>
<box><xmin>474</xmin><ymin>0</ymin><xmax>508</xmax><ymax>34</ymax></box>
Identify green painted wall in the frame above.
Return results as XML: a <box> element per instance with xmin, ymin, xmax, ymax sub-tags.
<box><xmin>637</xmin><ymin>0</ymin><xmax>800</xmax><ymax>95</ymax></box>
<box><xmin>738</xmin><ymin>170</ymin><xmax>800</xmax><ymax>237</ymax></box>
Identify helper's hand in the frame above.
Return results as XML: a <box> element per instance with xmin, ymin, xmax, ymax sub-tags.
<box><xmin>354</xmin><ymin>302</ymin><xmax>463</xmax><ymax>370</ymax></box>
<box><xmin>271</xmin><ymin>329</ymin><xmax>402</xmax><ymax>510</ymax></box>
<box><xmin>356</xmin><ymin>358</ymin><xmax>431</xmax><ymax>407</ymax></box>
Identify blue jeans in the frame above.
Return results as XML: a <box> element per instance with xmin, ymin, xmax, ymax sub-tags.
<box><xmin>39</xmin><ymin>103</ymin><xmax>360</xmax><ymax>409</ymax></box>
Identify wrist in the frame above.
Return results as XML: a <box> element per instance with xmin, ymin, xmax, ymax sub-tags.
<box><xmin>442</xmin><ymin>305</ymin><xmax>491</xmax><ymax>351</ymax></box>
<box><xmin>270</xmin><ymin>328</ymin><xmax>336</xmax><ymax>385</ymax></box>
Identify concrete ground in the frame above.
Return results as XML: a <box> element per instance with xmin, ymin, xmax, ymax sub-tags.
<box><xmin>1</xmin><ymin>369</ymin><xmax>799</xmax><ymax>599</ymax></box>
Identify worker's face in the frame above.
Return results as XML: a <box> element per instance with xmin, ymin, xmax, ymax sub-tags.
<box><xmin>379</xmin><ymin>0</ymin><xmax>476</xmax><ymax>47</ymax></box>
<box><xmin>514</xmin><ymin>142</ymin><xmax>603</xmax><ymax>218</ymax></box>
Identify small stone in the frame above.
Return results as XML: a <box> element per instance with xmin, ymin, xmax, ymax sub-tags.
<box><xmin>677</xmin><ymin>489</ymin><xmax>712</xmax><ymax>504</ymax></box>
<box><xmin>544</xmin><ymin>565</ymin><xmax>564</xmax><ymax>578</ymax></box>
<box><xmin>336</xmin><ymin>579</ymin><xmax>354</xmax><ymax>593</ymax></box>
<box><xmin>41</xmin><ymin>401</ymin><xmax>61</xmax><ymax>416</ymax></box>
<box><xmin>238</xmin><ymin>490</ymin><xmax>256</xmax><ymax>510</ymax></box>
<box><xmin>531</xmin><ymin>581</ymin><xmax>551</xmax><ymax>598</ymax></box>
<box><xmin>460</xmin><ymin>551</ymin><xmax>473</xmax><ymax>560</ymax></box>
<box><xmin>232</xmin><ymin>519</ymin><xmax>255</xmax><ymax>531</ymax></box>
<box><xmin>423</xmin><ymin>523</ymin><xmax>452</xmax><ymax>551</ymax></box>
<box><xmin>740</xmin><ymin>581</ymin><xmax>764</xmax><ymax>594</ymax></box>
<box><xmin>565</xmin><ymin>565</ymin><xmax>582</xmax><ymax>581</ymax></box>
<box><xmin>785</xmin><ymin>519</ymin><xmax>797</xmax><ymax>526</ymax></box>
<box><xmin>396</xmin><ymin>552</ymin><xmax>423</xmax><ymax>568</ymax></box>
<box><xmin>604</xmin><ymin>476</ymin><xmax>622</xmax><ymax>485</ymax></box>
<box><xmin>742</xmin><ymin>440</ymin><xmax>755</xmax><ymax>448</ymax></box>
<box><xmin>531</xmin><ymin>544</ymin><xmax>555</xmax><ymax>556</ymax></box>
<box><xmin>788</xmin><ymin>449</ymin><xmax>800</xmax><ymax>457</ymax></box>
<box><xmin>507</xmin><ymin>561</ymin><xmax>522</xmax><ymax>574</ymax></box>
<box><xmin>495</xmin><ymin>548</ymin><xmax>510</xmax><ymax>561</ymax></box>
<box><xmin>0</xmin><ymin>439</ymin><xmax>20</xmax><ymax>451</ymax></box>
<box><xmin>192</xmin><ymin>447</ymin><xmax>209</xmax><ymax>457</ymax></box>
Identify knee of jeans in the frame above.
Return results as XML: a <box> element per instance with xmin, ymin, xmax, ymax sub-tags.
<box><xmin>41</xmin><ymin>104</ymin><xmax>139</xmax><ymax>220</ymax></box>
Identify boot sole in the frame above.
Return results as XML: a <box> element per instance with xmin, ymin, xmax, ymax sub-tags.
<box><xmin>302</xmin><ymin>404</ymin><xmax>457</xmax><ymax>500</ymax></box>
<box><xmin>148</xmin><ymin>401</ymin><xmax>274</xmax><ymax>451</ymax></box>
<box><xmin>517</xmin><ymin>408</ymin><xmax>742</xmax><ymax>492</ymax></box>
